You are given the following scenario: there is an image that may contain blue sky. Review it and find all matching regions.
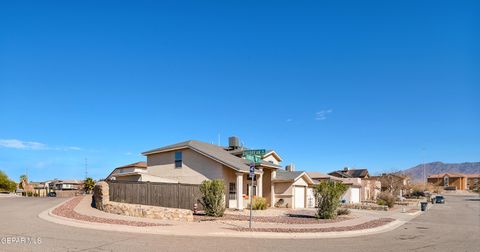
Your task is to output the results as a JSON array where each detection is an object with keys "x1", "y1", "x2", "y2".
[{"x1": 0, "y1": 1, "x2": 479, "y2": 182}]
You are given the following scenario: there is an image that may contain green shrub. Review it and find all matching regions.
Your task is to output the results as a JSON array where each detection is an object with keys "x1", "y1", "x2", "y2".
[
  {"x1": 199, "y1": 179, "x2": 225, "y2": 217},
  {"x1": 0, "y1": 170, "x2": 17, "y2": 192},
  {"x1": 377, "y1": 199, "x2": 386, "y2": 206},
  {"x1": 83, "y1": 177, "x2": 95, "y2": 194},
  {"x1": 314, "y1": 181, "x2": 348, "y2": 219},
  {"x1": 337, "y1": 208, "x2": 351, "y2": 216},
  {"x1": 377, "y1": 192, "x2": 395, "y2": 208},
  {"x1": 252, "y1": 197, "x2": 267, "y2": 210}
]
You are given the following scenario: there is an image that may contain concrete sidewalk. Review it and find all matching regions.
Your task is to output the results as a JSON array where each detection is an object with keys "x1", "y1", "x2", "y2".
[{"x1": 38, "y1": 196, "x2": 417, "y2": 239}]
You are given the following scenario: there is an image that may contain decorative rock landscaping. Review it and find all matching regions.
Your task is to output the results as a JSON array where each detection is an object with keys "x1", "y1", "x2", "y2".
[
  {"x1": 194, "y1": 213, "x2": 351, "y2": 224},
  {"x1": 229, "y1": 218, "x2": 395, "y2": 233},
  {"x1": 52, "y1": 196, "x2": 168, "y2": 227}
]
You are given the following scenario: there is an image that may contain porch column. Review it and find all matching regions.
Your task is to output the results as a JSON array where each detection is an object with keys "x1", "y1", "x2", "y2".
[
  {"x1": 236, "y1": 172, "x2": 244, "y2": 210},
  {"x1": 257, "y1": 168, "x2": 263, "y2": 197},
  {"x1": 271, "y1": 170, "x2": 276, "y2": 207}
]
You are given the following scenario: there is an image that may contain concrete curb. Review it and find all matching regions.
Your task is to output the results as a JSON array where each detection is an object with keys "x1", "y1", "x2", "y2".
[{"x1": 39, "y1": 199, "x2": 408, "y2": 239}]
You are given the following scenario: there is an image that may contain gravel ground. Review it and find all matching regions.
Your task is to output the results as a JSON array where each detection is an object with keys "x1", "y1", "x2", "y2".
[
  {"x1": 52, "y1": 196, "x2": 169, "y2": 227},
  {"x1": 194, "y1": 213, "x2": 351, "y2": 224},
  {"x1": 228, "y1": 218, "x2": 396, "y2": 233}
]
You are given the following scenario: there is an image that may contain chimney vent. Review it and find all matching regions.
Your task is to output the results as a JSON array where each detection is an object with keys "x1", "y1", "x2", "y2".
[
  {"x1": 286, "y1": 164, "x2": 295, "y2": 172},
  {"x1": 228, "y1": 136, "x2": 240, "y2": 150}
]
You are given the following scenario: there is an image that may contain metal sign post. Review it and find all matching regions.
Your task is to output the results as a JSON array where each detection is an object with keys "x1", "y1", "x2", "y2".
[
  {"x1": 249, "y1": 163, "x2": 255, "y2": 229},
  {"x1": 242, "y1": 150, "x2": 265, "y2": 229}
]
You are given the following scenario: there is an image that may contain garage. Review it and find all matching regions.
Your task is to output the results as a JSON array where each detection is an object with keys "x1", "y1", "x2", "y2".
[
  {"x1": 306, "y1": 188, "x2": 315, "y2": 208},
  {"x1": 294, "y1": 186, "x2": 305, "y2": 208}
]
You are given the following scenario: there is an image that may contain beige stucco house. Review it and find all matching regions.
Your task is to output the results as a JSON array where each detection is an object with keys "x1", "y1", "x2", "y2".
[
  {"x1": 141, "y1": 138, "x2": 291, "y2": 209},
  {"x1": 106, "y1": 137, "x2": 378, "y2": 210}
]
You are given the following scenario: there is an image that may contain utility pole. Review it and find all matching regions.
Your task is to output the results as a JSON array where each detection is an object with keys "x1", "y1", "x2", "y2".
[{"x1": 422, "y1": 148, "x2": 426, "y2": 190}]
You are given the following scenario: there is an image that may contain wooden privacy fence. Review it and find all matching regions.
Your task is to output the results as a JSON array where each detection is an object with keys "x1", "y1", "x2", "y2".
[{"x1": 108, "y1": 181, "x2": 203, "y2": 210}]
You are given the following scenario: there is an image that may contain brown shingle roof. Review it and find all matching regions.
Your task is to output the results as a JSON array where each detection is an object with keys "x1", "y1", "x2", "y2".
[
  {"x1": 142, "y1": 140, "x2": 281, "y2": 172},
  {"x1": 116, "y1": 161, "x2": 147, "y2": 169},
  {"x1": 328, "y1": 169, "x2": 369, "y2": 178}
]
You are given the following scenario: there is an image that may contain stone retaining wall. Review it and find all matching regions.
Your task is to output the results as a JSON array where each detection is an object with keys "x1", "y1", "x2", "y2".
[{"x1": 93, "y1": 181, "x2": 193, "y2": 222}]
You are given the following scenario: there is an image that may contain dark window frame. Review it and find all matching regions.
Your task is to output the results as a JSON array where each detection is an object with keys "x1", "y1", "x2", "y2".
[{"x1": 175, "y1": 151, "x2": 182, "y2": 168}]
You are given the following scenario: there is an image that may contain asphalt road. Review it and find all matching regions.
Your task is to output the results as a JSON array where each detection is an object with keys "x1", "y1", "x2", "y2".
[{"x1": 0, "y1": 195, "x2": 479, "y2": 252}]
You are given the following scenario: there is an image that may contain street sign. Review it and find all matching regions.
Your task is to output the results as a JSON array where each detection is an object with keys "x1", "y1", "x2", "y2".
[
  {"x1": 249, "y1": 163, "x2": 255, "y2": 179},
  {"x1": 243, "y1": 149, "x2": 266, "y2": 156},
  {"x1": 243, "y1": 149, "x2": 266, "y2": 164}
]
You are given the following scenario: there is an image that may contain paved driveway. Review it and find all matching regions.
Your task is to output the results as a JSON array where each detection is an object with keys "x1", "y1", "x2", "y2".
[{"x1": 0, "y1": 195, "x2": 479, "y2": 252}]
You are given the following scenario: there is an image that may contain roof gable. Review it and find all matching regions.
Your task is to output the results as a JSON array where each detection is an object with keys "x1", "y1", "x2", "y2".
[
  {"x1": 142, "y1": 140, "x2": 281, "y2": 172},
  {"x1": 263, "y1": 150, "x2": 283, "y2": 162}
]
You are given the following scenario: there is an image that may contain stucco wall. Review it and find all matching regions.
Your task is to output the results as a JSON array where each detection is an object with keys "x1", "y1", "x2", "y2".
[
  {"x1": 262, "y1": 155, "x2": 279, "y2": 165},
  {"x1": 262, "y1": 168, "x2": 272, "y2": 206},
  {"x1": 274, "y1": 182, "x2": 292, "y2": 208},
  {"x1": 115, "y1": 175, "x2": 141, "y2": 182},
  {"x1": 147, "y1": 149, "x2": 227, "y2": 184}
]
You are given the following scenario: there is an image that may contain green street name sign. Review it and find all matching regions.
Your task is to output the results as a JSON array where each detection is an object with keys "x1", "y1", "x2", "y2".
[
  {"x1": 243, "y1": 149, "x2": 266, "y2": 164},
  {"x1": 243, "y1": 149, "x2": 266, "y2": 156}
]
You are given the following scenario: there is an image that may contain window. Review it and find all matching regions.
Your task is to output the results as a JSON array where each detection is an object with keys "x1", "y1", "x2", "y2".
[
  {"x1": 229, "y1": 183, "x2": 236, "y2": 200},
  {"x1": 175, "y1": 151, "x2": 182, "y2": 168},
  {"x1": 247, "y1": 184, "x2": 257, "y2": 197}
]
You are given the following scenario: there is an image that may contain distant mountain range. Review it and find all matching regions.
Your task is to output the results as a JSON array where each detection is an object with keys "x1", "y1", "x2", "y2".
[{"x1": 402, "y1": 162, "x2": 480, "y2": 182}]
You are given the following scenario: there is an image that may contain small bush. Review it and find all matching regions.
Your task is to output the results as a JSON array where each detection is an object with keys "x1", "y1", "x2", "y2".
[
  {"x1": 252, "y1": 197, "x2": 267, "y2": 210},
  {"x1": 314, "y1": 181, "x2": 348, "y2": 219},
  {"x1": 199, "y1": 179, "x2": 225, "y2": 217},
  {"x1": 337, "y1": 208, "x2": 350, "y2": 216},
  {"x1": 377, "y1": 192, "x2": 395, "y2": 208}
]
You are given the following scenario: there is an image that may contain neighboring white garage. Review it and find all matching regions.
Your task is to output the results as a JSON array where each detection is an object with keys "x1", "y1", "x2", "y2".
[
  {"x1": 306, "y1": 188, "x2": 315, "y2": 208},
  {"x1": 341, "y1": 186, "x2": 361, "y2": 204},
  {"x1": 272, "y1": 170, "x2": 315, "y2": 209}
]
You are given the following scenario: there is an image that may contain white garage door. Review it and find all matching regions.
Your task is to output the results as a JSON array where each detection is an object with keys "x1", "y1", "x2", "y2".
[
  {"x1": 351, "y1": 188, "x2": 360, "y2": 204},
  {"x1": 294, "y1": 186, "x2": 305, "y2": 208}
]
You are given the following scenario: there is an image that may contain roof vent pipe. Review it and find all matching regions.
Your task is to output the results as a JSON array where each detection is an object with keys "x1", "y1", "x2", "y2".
[{"x1": 286, "y1": 164, "x2": 295, "y2": 172}]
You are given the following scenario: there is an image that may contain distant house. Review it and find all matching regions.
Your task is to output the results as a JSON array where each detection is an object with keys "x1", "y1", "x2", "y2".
[
  {"x1": 307, "y1": 172, "x2": 367, "y2": 204},
  {"x1": 466, "y1": 174, "x2": 480, "y2": 191},
  {"x1": 370, "y1": 173, "x2": 409, "y2": 198},
  {"x1": 328, "y1": 168, "x2": 380, "y2": 201},
  {"x1": 273, "y1": 169, "x2": 315, "y2": 208},
  {"x1": 428, "y1": 173, "x2": 480, "y2": 191},
  {"x1": 48, "y1": 179, "x2": 83, "y2": 191},
  {"x1": 105, "y1": 162, "x2": 177, "y2": 183}
]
